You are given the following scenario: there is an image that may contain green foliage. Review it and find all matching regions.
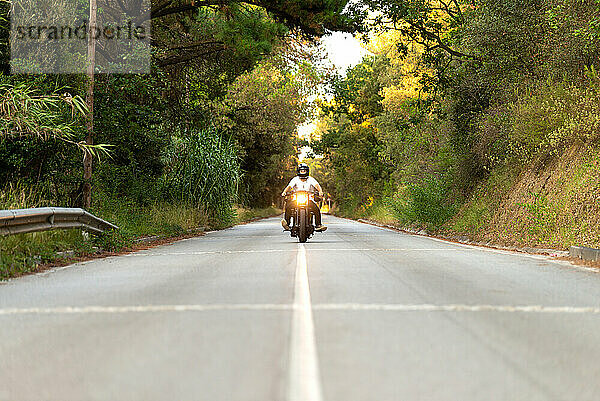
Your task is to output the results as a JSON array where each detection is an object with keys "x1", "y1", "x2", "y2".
[
  {"x1": 363, "y1": 197, "x2": 396, "y2": 224},
  {"x1": 0, "y1": 80, "x2": 110, "y2": 158},
  {"x1": 0, "y1": 0, "x2": 11, "y2": 74},
  {"x1": 0, "y1": 181, "x2": 49, "y2": 209},
  {"x1": 91, "y1": 194, "x2": 209, "y2": 237},
  {"x1": 93, "y1": 74, "x2": 167, "y2": 205},
  {"x1": 313, "y1": 58, "x2": 391, "y2": 210},
  {"x1": 0, "y1": 230, "x2": 87, "y2": 279},
  {"x1": 322, "y1": 57, "x2": 385, "y2": 123},
  {"x1": 223, "y1": 60, "x2": 316, "y2": 206},
  {"x1": 152, "y1": 0, "x2": 360, "y2": 83},
  {"x1": 448, "y1": 197, "x2": 490, "y2": 235},
  {"x1": 517, "y1": 192, "x2": 557, "y2": 241},
  {"x1": 356, "y1": 0, "x2": 471, "y2": 62},
  {"x1": 316, "y1": 120, "x2": 388, "y2": 207},
  {"x1": 208, "y1": 5, "x2": 287, "y2": 64},
  {"x1": 448, "y1": 164, "x2": 520, "y2": 235},
  {"x1": 470, "y1": 81, "x2": 600, "y2": 169},
  {"x1": 510, "y1": 83, "x2": 600, "y2": 160},
  {"x1": 391, "y1": 176, "x2": 457, "y2": 227},
  {"x1": 91, "y1": 230, "x2": 132, "y2": 253},
  {"x1": 233, "y1": 205, "x2": 281, "y2": 225}
]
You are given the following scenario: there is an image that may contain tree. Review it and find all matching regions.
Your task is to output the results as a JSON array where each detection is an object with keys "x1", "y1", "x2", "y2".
[
  {"x1": 355, "y1": 0, "x2": 475, "y2": 61},
  {"x1": 83, "y1": 0, "x2": 97, "y2": 208},
  {"x1": 312, "y1": 58, "x2": 390, "y2": 210},
  {"x1": 222, "y1": 58, "x2": 318, "y2": 205}
]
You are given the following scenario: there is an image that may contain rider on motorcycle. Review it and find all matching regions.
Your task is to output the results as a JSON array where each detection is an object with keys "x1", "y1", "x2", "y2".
[{"x1": 281, "y1": 163, "x2": 327, "y2": 232}]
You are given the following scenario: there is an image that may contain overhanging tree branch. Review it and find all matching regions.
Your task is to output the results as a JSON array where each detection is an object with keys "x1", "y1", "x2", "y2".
[
  {"x1": 386, "y1": 19, "x2": 479, "y2": 62},
  {"x1": 156, "y1": 46, "x2": 227, "y2": 67}
]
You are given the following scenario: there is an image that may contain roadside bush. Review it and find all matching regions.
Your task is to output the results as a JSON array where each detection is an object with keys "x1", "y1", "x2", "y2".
[
  {"x1": 392, "y1": 176, "x2": 457, "y2": 227},
  {"x1": 91, "y1": 229, "x2": 132, "y2": 253}
]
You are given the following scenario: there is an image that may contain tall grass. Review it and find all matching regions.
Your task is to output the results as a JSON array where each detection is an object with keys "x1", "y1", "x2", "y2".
[
  {"x1": 0, "y1": 230, "x2": 91, "y2": 279},
  {"x1": 0, "y1": 181, "x2": 49, "y2": 209},
  {"x1": 91, "y1": 193, "x2": 209, "y2": 237},
  {"x1": 161, "y1": 128, "x2": 240, "y2": 223}
]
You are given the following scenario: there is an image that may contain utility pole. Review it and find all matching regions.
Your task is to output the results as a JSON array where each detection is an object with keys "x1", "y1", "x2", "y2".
[{"x1": 83, "y1": 0, "x2": 96, "y2": 209}]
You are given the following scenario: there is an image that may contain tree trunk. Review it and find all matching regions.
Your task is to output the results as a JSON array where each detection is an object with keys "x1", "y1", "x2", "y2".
[{"x1": 83, "y1": 0, "x2": 97, "y2": 209}]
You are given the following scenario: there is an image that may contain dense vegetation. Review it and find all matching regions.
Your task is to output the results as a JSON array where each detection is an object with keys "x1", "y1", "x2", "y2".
[
  {"x1": 311, "y1": 0, "x2": 600, "y2": 249},
  {"x1": 0, "y1": 0, "x2": 356, "y2": 277}
]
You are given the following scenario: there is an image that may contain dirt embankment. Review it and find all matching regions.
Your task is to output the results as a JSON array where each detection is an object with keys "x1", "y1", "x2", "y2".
[{"x1": 447, "y1": 143, "x2": 600, "y2": 250}]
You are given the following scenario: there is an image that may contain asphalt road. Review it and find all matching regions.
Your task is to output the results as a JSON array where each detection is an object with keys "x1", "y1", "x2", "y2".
[{"x1": 2, "y1": 215, "x2": 600, "y2": 401}]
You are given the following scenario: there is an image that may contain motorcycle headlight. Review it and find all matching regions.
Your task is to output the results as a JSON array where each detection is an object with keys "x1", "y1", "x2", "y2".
[{"x1": 296, "y1": 193, "x2": 308, "y2": 205}]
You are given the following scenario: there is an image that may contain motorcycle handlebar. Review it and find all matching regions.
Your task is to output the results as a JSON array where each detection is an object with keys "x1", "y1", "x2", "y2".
[
  {"x1": 283, "y1": 190, "x2": 320, "y2": 197},
  {"x1": 282, "y1": 191, "x2": 323, "y2": 202}
]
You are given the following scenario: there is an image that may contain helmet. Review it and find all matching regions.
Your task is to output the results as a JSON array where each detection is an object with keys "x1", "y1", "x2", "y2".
[{"x1": 297, "y1": 163, "x2": 309, "y2": 178}]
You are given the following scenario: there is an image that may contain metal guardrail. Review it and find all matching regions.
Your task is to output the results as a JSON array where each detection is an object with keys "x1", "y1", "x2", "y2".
[{"x1": 0, "y1": 207, "x2": 118, "y2": 236}]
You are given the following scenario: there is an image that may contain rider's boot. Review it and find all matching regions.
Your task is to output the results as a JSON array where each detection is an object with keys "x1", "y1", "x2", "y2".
[
  {"x1": 315, "y1": 224, "x2": 327, "y2": 232},
  {"x1": 281, "y1": 219, "x2": 290, "y2": 231}
]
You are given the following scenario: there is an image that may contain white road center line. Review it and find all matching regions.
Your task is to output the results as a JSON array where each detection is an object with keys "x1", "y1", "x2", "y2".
[{"x1": 287, "y1": 244, "x2": 323, "y2": 401}]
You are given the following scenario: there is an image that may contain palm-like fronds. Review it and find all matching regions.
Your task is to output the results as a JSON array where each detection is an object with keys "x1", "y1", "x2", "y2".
[{"x1": 0, "y1": 83, "x2": 110, "y2": 157}]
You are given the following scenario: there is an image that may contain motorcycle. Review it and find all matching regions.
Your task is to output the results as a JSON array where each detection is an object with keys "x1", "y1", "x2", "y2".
[{"x1": 283, "y1": 189, "x2": 322, "y2": 243}]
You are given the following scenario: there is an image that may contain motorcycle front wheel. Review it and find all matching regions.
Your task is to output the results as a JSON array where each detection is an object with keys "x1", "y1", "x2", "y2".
[{"x1": 298, "y1": 208, "x2": 307, "y2": 243}]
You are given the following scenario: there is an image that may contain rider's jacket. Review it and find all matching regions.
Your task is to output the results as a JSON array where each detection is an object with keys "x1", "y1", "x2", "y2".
[{"x1": 287, "y1": 176, "x2": 320, "y2": 195}]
